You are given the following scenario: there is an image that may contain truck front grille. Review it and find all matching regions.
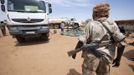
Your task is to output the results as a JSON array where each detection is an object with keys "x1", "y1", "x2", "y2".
[
  {"x1": 9, "y1": 25, "x2": 48, "y2": 31},
  {"x1": 12, "y1": 19, "x2": 44, "y2": 23}
]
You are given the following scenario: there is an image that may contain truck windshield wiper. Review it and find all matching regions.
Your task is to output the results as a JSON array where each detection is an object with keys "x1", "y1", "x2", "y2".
[
  {"x1": 28, "y1": 11, "x2": 38, "y2": 13},
  {"x1": 15, "y1": 10, "x2": 37, "y2": 13},
  {"x1": 14, "y1": 10, "x2": 45, "y2": 13},
  {"x1": 15, "y1": 10, "x2": 26, "y2": 12},
  {"x1": 28, "y1": 10, "x2": 45, "y2": 13}
]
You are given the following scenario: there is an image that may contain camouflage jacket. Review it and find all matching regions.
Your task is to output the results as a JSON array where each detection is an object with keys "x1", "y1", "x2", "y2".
[{"x1": 78, "y1": 17, "x2": 125, "y2": 63}]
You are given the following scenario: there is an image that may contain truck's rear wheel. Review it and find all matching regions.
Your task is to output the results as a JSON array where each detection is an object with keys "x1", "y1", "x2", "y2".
[{"x1": 16, "y1": 36, "x2": 25, "y2": 43}]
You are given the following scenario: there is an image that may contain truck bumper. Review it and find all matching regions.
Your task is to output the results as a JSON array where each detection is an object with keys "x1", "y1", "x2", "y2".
[{"x1": 9, "y1": 25, "x2": 49, "y2": 38}]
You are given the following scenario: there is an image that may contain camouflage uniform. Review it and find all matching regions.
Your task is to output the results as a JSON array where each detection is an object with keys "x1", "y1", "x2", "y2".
[{"x1": 79, "y1": 17, "x2": 124, "y2": 75}]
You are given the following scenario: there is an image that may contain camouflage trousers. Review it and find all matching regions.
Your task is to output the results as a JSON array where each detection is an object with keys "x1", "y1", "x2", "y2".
[{"x1": 82, "y1": 52, "x2": 110, "y2": 75}]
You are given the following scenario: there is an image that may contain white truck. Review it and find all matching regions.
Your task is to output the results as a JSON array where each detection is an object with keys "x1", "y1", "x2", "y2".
[{"x1": 0, "y1": 0, "x2": 52, "y2": 43}]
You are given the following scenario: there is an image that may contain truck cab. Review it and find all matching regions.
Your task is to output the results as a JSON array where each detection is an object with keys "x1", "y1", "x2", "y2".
[{"x1": 0, "y1": 0, "x2": 52, "y2": 43}]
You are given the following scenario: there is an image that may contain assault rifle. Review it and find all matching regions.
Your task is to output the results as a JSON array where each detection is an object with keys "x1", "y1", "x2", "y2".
[{"x1": 67, "y1": 42, "x2": 109, "y2": 57}]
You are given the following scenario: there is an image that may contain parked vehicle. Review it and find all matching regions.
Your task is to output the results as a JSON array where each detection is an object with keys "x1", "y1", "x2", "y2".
[{"x1": 0, "y1": 0, "x2": 52, "y2": 43}]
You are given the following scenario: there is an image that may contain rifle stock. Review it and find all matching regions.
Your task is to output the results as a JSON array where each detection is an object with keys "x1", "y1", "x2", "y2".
[
  {"x1": 67, "y1": 42, "x2": 109, "y2": 57},
  {"x1": 67, "y1": 48, "x2": 81, "y2": 56}
]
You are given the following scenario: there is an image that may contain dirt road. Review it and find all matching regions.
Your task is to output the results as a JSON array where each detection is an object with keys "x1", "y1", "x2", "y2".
[{"x1": 0, "y1": 32, "x2": 134, "y2": 75}]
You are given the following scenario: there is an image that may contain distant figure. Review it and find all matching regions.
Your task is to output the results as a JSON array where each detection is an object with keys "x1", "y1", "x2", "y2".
[{"x1": 60, "y1": 21, "x2": 65, "y2": 35}]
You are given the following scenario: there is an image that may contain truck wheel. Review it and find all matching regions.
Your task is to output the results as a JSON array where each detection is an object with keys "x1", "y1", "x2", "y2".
[
  {"x1": 16, "y1": 37, "x2": 25, "y2": 43},
  {"x1": 41, "y1": 33, "x2": 49, "y2": 41}
]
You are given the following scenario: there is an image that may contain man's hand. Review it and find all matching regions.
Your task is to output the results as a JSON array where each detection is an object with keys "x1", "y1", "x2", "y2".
[
  {"x1": 67, "y1": 50, "x2": 76, "y2": 56},
  {"x1": 112, "y1": 58, "x2": 120, "y2": 67},
  {"x1": 67, "y1": 50, "x2": 77, "y2": 59},
  {"x1": 112, "y1": 45, "x2": 125, "y2": 67}
]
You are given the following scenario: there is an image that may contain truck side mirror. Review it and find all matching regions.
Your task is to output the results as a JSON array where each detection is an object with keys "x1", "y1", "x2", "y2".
[
  {"x1": 48, "y1": 3, "x2": 52, "y2": 14},
  {"x1": 1, "y1": 5, "x2": 5, "y2": 12},
  {"x1": 49, "y1": 8, "x2": 52, "y2": 14},
  {"x1": 48, "y1": 3, "x2": 51, "y2": 7},
  {"x1": 1, "y1": 0, "x2": 5, "y2": 12},
  {"x1": 1, "y1": 0, "x2": 5, "y2": 4}
]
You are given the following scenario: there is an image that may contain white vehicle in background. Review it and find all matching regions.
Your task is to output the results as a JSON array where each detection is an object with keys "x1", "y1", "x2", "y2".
[
  {"x1": 49, "y1": 17, "x2": 70, "y2": 26},
  {"x1": 0, "y1": 0, "x2": 52, "y2": 43},
  {"x1": 49, "y1": 17, "x2": 80, "y2": 28}
]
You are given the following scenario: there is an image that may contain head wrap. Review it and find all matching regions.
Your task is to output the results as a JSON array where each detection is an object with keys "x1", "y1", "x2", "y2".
[{"x1": 93, "y1": 3, "x2": 110, "y2": 19}]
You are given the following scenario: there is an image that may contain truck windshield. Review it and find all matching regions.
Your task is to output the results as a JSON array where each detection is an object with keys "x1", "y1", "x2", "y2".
[{"x1": 7, "y1": 0, "x2": 46, "y2": 13}]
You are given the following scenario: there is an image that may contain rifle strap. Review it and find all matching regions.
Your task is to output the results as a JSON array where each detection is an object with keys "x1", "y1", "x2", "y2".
[{"x1": 99, "y1": 21, "x2": 114, "y2": 42}]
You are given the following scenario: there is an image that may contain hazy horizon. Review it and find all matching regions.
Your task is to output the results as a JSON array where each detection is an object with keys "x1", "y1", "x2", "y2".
[{"x1": 48, "y1": 0, "x2": 134, "y2": 21}]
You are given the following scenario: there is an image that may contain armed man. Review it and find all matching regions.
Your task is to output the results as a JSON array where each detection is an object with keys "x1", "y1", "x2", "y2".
[{"x1": 68, "y1": 3, "x2": 126, "y2": 75}]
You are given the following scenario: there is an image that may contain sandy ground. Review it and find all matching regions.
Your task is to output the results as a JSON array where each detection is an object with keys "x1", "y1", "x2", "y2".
[{"x1": 0, "y1": 30, "x2": 134, "y2": 75}]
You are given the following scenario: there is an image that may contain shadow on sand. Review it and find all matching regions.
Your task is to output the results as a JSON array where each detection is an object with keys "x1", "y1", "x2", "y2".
[
  {"x1": 128, "y1": 64, "x2": 134, "y2": 72},
  {"x1": 123, "y1": 49, "x2": 134, "y2": 72},
  {"x1": 123, "y1": 49, "x2": 134, "y2": 61},
  {"x1": 67, "y1": 69, "x2": 81, "y2": 75},
  {"x1": 15, "y1": 38, "x2": 49, "y2": 46}
]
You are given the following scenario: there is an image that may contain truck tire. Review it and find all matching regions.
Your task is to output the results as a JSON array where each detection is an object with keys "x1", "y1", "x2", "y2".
[
  {"x1": 41, "y1": 33, "x2": 49, "y2": 41},
  {"x1": 16, "y1": 36, "x2": 25, "y2": 43}
]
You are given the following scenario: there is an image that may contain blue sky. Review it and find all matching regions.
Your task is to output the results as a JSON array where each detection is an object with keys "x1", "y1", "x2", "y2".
[{"x1": 48, "y1": 0, "x2": 134, "y2": 21}]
